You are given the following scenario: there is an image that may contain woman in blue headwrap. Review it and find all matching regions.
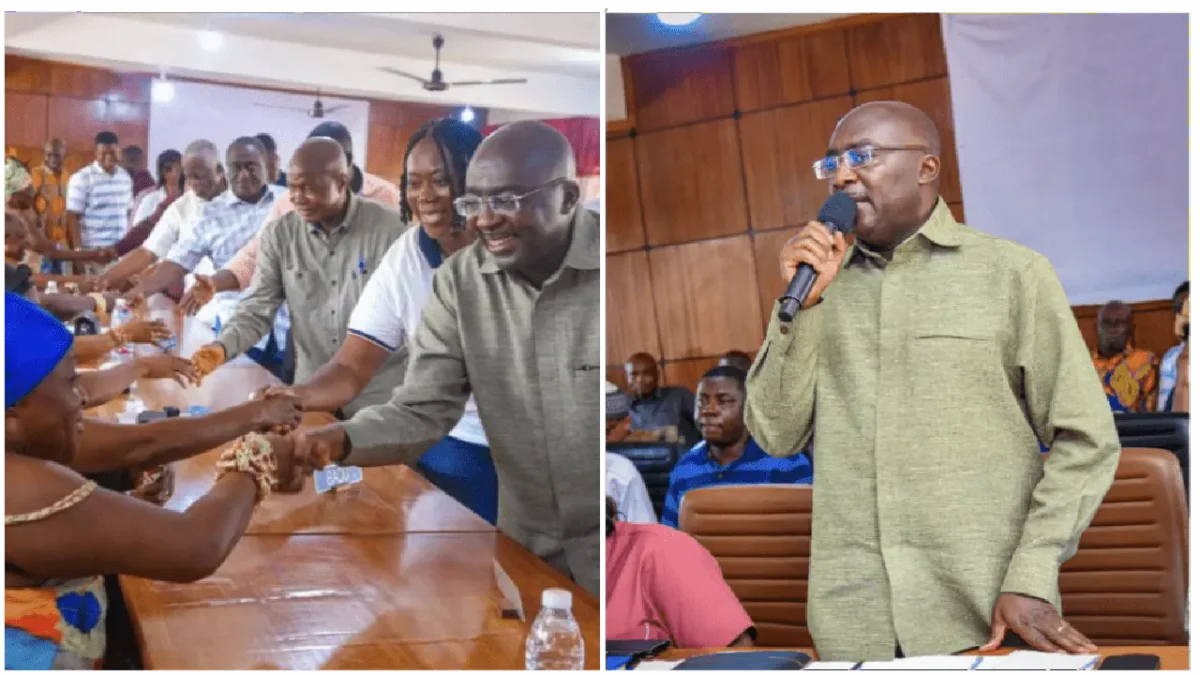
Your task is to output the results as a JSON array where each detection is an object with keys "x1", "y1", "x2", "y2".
[{"x1": 4, "y1": 292, "x2": 292, "y2": 669}]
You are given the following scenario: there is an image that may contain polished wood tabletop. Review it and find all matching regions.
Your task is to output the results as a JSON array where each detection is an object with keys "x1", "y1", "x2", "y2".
[
  {"x1": 92, "y1": 296, "x2": 599, "y2": 669},
  {"x1": 656, "y1": 645, "x2": 1190, "y2": 670}
]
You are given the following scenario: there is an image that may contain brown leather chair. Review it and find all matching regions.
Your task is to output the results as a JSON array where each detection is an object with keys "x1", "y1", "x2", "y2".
[
  {"x1": 678, "y1": 484, "x2": 813, "y2": 647},
  {"x1": 1059, "y1": 447, "x2": 1188, "y2": 645}
]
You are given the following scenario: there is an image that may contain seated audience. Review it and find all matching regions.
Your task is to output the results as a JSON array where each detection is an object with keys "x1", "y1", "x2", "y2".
[
  {"x1": 1158, "y1": 281, "x2": 1189, "y2": 411},
  {"x1": 606, "y1": 452, "x2": 656, "y2": 524},
  {"x1": 4, "y1": 292, "x2": 294, "y2": 669},
  {"x1": 606, "y1": 498, "x2": 754, "y2": 648},
  {"x1": 661, "y1": 366, "x2": 812, "y2": 528},
  {"x1": 717, "y1": 350, "x2": 753, "y2": 372},
  {"x1": 606, "y1": 381, "x2": 670, "y2": 443},
  {"x1": 1092, "y1": 300, "x2": 1158, "y2": 412},
  {"x1": 626, "y1": 352, "x2": 701, "y2": 446}
]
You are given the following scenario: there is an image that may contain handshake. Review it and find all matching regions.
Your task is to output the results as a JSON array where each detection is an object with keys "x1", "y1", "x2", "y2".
[{"x1": 248, "y1": 386, "x2": 350, "y2": 493}]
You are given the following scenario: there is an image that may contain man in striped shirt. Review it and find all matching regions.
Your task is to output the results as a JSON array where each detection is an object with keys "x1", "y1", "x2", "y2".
[
  {"x1": 660, "y1": 366, "x2": 813, "y2": 528},
  {"x1": 65, "y1": 131, "x2": 133, "y2": 267}
]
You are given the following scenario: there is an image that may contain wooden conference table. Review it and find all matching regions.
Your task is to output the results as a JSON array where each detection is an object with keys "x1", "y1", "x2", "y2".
[
  {"x1": 86, "y1": 296, "x2": 600, "y2": 669},
  {"x1": 657, "y1": 646, "x2": 1190, "y2": 670}
]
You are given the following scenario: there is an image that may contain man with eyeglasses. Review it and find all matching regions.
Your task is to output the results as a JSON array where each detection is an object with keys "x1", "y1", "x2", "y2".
[
  {"x1": 188, "y1": 137, "x2": 407, "y2": 406},
  {"x1": 745, "y1": 101, "x2": 1119, "y2": 661},
  {"x1": 278, "y1": 120, "x2": 602, "y2": 597}
]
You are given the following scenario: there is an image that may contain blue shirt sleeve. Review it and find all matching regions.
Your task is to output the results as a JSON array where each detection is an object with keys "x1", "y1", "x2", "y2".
[{"x1": 661, "y1": 468, "x2": 683, "y2": 528}]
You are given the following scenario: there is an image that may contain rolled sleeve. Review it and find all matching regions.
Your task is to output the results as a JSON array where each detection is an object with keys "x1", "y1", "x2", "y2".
[
  {"x1": 340, "y1": 267, "x2": 469, "y2": 467},
  {"x1": 1001, "y1": 255, "x2": 1121, "y2": 603}
]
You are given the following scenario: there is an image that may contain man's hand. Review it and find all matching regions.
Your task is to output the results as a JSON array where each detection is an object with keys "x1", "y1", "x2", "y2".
[
  {"x1": 267, "y1": 433, "x2": 306, "y2": 493},
  {"x1": 282, "y1": 425, "x2": 349, "y2": 488},
  {"x1": 779, "y1": 221, "x2": 850, "y2": 310},
  {"x1": 135, "y1": 354, "x2": 199, "y2": 386},
  {"x1": 191, "y1": 343, "x2": 227, "y2": 380},
  {"x1": 982, "y1": 592, "x2": 1095, "y2": 654},
  {"x1": 181, "y1": 274, "x2": 217, "y2": 316},
  {"x1": 252, "y1": 385, "x2": 308, "y2": 410},
  {"x1": 122, "y1": 318, "x2": 171, "y2": 344},
  {"x1": 245, "y1": 391, "x2": 303, "y2": 434}
]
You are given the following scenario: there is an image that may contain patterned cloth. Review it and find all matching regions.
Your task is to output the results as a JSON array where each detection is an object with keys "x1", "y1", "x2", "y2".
[
  {"x1": 6, "y1": 158, "x2": 32, "y2": 198},
  {"x1": 30, "y1": 166, "x2": 69, "y2": 251},
  {"x1": 660, "y1": 436, "x2": 813, "y2": 528},
  {"x1": 65, "y1": 162, "x2": 133, "y2": 248},
  {"x1": 5, "y1": 576, "x2": 107, "y2": 669},
  {"x1": 1157, "y1": 342, "x2": 1185, "y2": 411},
  {"x1": 1092, "y1": 346, "x2": 1159, "y2": 413},
  {"x1": 167, "y1": 186, "x2": 286, "y2": 349}
]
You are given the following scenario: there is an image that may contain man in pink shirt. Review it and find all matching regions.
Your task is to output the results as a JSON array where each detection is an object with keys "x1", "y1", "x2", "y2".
[
  {"x1": 606, "y1": 499, "x2": 755, "y2": 648},
  {"x1": 180, "y1": 121, "x2": 400, "y2": 308}
]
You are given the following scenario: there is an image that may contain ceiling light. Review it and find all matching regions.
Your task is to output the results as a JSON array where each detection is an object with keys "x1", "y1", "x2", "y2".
[
  {"x1": 151, "y1": 78, "x2": 175, "y2": 104},
  {"x1": 197, "y1": 30, "x2": 223, "y2": 52},
  {"x1": 460, "y1": 107, "x2": 476, "y2": 123},
  {"x1": 656, "y1": 13, "x2": 702, "y2": 26}
]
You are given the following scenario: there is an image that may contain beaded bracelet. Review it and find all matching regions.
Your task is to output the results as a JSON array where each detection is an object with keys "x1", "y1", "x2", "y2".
[{"x1": 214, "y1": 433, "x2": 278, "y2": 504}]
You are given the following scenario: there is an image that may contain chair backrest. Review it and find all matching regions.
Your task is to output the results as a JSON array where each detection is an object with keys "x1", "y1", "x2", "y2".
[
  {"x1": 606, "y1": 442, "x2": 686, "y2": 519},
  {"x1": 677, "y1": 484, "x2": 813, "y2": 647},
  {"x1": 1059, "y1": 447, "x2": 1188, "y2": 645},
  {"x1": 1113, "y1": 412, "x2": 1189, "y2": 497}
]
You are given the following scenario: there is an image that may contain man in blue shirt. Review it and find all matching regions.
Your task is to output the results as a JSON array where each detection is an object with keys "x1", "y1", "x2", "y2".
[{"x1": 661, "y1": 365, "x2": 813, "y2": 528}]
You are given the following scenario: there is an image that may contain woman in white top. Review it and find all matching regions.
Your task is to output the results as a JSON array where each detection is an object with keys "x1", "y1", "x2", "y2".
[
  {"x1": 129, "y1": 150, "x2": 184, "y2": 228},
  {"x1": 265, "y1": 119, "x2": 497, "y2": 523}
]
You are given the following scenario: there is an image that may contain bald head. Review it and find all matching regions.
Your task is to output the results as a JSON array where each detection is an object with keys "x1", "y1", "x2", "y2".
[
  {"x1": 1097, "y1": 300, "x2": 1134, "y2": 356},
  {"x1": 179, "y1": 139, "x2": 224, "y2": 201},
  {"x1": 287, "y1": 137, "x2": 350, "y2": 226},
  {"x1": 464, "y1": 120, "x2": 581, "y2": 284},
  {"x1": 625, "y1": 352, "x2": 660, "y2": 399},
  {"x1": 837, "y1": 101, "x2": 941, "y2": 156}
]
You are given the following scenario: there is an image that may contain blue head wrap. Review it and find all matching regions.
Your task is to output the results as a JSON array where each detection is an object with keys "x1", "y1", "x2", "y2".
[{"x1": 5, "y1": 291, "x2": 73, "y2": 408}]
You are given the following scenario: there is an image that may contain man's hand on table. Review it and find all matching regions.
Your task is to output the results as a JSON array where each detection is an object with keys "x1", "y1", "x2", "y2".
[
  {"x1": 180, "y1": 273, "x2": 216, "y2": 316},
  {"x1": 983, "y1": 592, "x2": 1096, "y2": 654},
  {"x1": 275, "y1": 425, "x2": 349, "y2": 492},
  {"x1": 191, "y1": 343, "x2": 227, "y2": 381},
  {"x1": 135, "y1": 354, "x2": 199, "y2": 386},
  {"x1": 122, "y1": 318, "x2": 171, "y2": 344}
]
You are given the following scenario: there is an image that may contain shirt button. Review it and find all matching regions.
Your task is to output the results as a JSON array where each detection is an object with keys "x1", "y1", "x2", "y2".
[
  {"x1": 780, "y1": 326, "x2": 790, "y2": 335},
  {"x1": 331, "y1": 280, "x2": 337, "y2": 286}
]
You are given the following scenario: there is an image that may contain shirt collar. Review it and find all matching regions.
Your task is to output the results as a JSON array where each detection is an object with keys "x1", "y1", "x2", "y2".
[
  {"x1": 417, "y1": 226, "x2": 444, "y2": 269},
  {"x1": 214, "y1": 185, "x2": 276, "y2": 208},
  {"x1": 848, "y1": 197, "x2": 962, "y2": 266},
  {"x1": 479, "y1": 205, "x2": 601, "y2": 275},
  {"x1": 1093, "y1": 344, "x2": 1133, "y2": 362},
  {"x1": 703, "y1": 436, "x2": 763, "y2": 468},
  {"x1": 308, "y1": 193, "x2": 360, "y2": 235}
]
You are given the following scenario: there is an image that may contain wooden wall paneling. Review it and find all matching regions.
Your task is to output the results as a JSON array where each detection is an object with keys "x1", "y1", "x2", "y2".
[
  {"x1": 5, "y1": 55, "x2": 53, "y2": 94},
  {"x1": 105, "y1": 101, "x2": 150, "y2": 149},
  {"x1": 607, "y1": 366, "x2": 629, "y2": 392},
  {"x1": 733, "y1": 28, "x2": 852, "y2": 112},
  {"x1": 845, "y1": 14, "x2": 947, "y2": 91},
  {"x1": 365, "y1": 123, "x2": 406, "y2": 186},
  {"x1": 627, "y1": 45, "x2": 736, "y2": 131},
  {"x1": 648, "y1": 235, "x2": 765, "y2": 360},
  {"x1": 855, "y1": 77, "x2": 962, "y2": 203},
  {"x1": 751, "y1": 228, "x2": 799, "y2": 327},
  {"x1": 663, "y1": 357, "x2": 722, "y2": 392},
  {"x1": 46, "y1": 97, "x2": 109, "y2": 149},
  {"x1": 48, "y1": 60, "x2": 150, "y2": 103},
  {"x1": 635, "y1": 119, "x2": 749, "y2": 246},
  {"x1": 606, "y1": 251, "x2": 664, "y2": 365},
  {"x1": 739, "y1": 96, "x2": 853, "y2": 232},
  {"x1": 1073, "y1": 299, "x2": 1178, "y2": 360},
  {"x1": 605, "y1": 136, "x2": 646, "y2": 253},
  {"x1": 5, "y1": 92, "x2": 48, "y2": 148}
]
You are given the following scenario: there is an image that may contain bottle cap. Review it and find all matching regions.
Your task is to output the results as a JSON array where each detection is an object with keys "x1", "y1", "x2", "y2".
[{"x1": 542, "y1": 588, "x2": 572, "y2": 611}]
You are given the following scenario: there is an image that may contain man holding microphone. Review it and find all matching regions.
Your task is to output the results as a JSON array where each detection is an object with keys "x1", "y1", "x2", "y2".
[{"x1": 746, "y1": 101, "x2": 1119, "y2": 661}]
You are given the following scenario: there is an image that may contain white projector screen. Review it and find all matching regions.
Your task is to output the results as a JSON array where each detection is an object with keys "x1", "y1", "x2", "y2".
[
  {"x1": 942, "y1": 14, "x2": 1188, "y2": 305},
  {"x1": 148, "y1": 81, "x2": 370, "y2": 181}
]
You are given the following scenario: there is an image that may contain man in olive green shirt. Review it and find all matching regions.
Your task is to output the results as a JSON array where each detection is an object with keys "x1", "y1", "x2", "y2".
[
  {"x1": 281, "y1": 121, "x2": 602, "y2": 596},
  {"x1": 747, "y1": 102, "x2": 1118, "y2": 660}
]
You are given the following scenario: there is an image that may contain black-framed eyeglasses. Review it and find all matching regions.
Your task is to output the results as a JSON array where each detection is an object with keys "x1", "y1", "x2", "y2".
[
  {"x1": 812, "y1": 144, "x2": 929, "y2": 180},
  {"x1": 453, "y1": 177, "x2": 571, "y2": 218}
]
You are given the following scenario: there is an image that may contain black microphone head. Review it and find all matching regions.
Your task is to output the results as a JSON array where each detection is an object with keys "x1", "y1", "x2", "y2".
[{"x1": 818, "y1": 192, "x2": 858, "y2": 235}]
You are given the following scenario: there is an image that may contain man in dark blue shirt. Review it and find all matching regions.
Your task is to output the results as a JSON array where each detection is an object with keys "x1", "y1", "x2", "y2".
[
  {"x1": 661, "y1": 366, "x2": 813, "y2": 528},
  {"x1": 626, "y1": 352, "x2": 701, "y2": 446}
]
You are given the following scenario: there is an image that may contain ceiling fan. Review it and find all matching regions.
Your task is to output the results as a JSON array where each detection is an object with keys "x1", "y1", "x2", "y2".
[
  {"x1": 378, "y1": 34, "x2": 528, "y2": 92},
  {"x1": 252, "y1": 93, "x2": 348, "y2": 119}
]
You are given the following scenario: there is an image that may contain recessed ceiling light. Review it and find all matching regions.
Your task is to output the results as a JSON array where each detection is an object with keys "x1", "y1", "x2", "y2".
[
  {"x1": 197, "y1": 30, "x2": 223, "y2": 52},
  {"x1": 460, "y1": 107, "x2": 476, "y2": 123},
  {"x1": 656, "y1": 13, "x2": 702, "y2": 26}
]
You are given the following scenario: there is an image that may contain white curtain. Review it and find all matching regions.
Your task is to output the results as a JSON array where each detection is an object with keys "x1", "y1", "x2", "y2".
[{"x1": 941, "y1": 14, "x2": 1188, "y2": 304}]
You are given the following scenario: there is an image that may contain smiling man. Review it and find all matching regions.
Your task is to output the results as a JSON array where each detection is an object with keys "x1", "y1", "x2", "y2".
[
  {"x1": 660, "y1": 366, "x2": 811, "y2": 529},
  {"x1": 745, "y1": 101, "x2": 1119, "y2": 660},
  {"x1": 280, "y1": 120, "x2": 603, "y2": 596}
]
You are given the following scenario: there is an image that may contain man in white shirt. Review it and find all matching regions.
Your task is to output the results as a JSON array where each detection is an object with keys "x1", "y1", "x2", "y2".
[
  {"x1": 98, "y1": 140, "x2": 226, "y2": 292},
  {"x1": 64, "y1": 131, "x2": 133, "y2": 273}
]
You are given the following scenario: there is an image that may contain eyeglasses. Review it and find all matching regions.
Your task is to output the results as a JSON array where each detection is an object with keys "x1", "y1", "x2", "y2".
[
  {"x1": 812, "y1": 144, "x2": 929, "y2": 180},
  {"x1": 453, "y1": 177, "x2": 570, "y2": 218}
]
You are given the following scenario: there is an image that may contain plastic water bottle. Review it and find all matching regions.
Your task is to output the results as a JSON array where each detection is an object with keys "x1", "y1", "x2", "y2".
[
  {"x1": 111, "y1": 298, "x2": 133, "y2": 360},
  {"x1": 45, "y1": 280, "x2": 59, "y2": 295},
  {"x1": 524, "y1": 589, "x2": 584, "y2": 670}
]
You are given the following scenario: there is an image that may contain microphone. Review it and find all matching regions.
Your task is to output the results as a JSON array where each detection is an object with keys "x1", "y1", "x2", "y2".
[{"x1": 777, "y1": 192, "x2": 858, "y2": 323}]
